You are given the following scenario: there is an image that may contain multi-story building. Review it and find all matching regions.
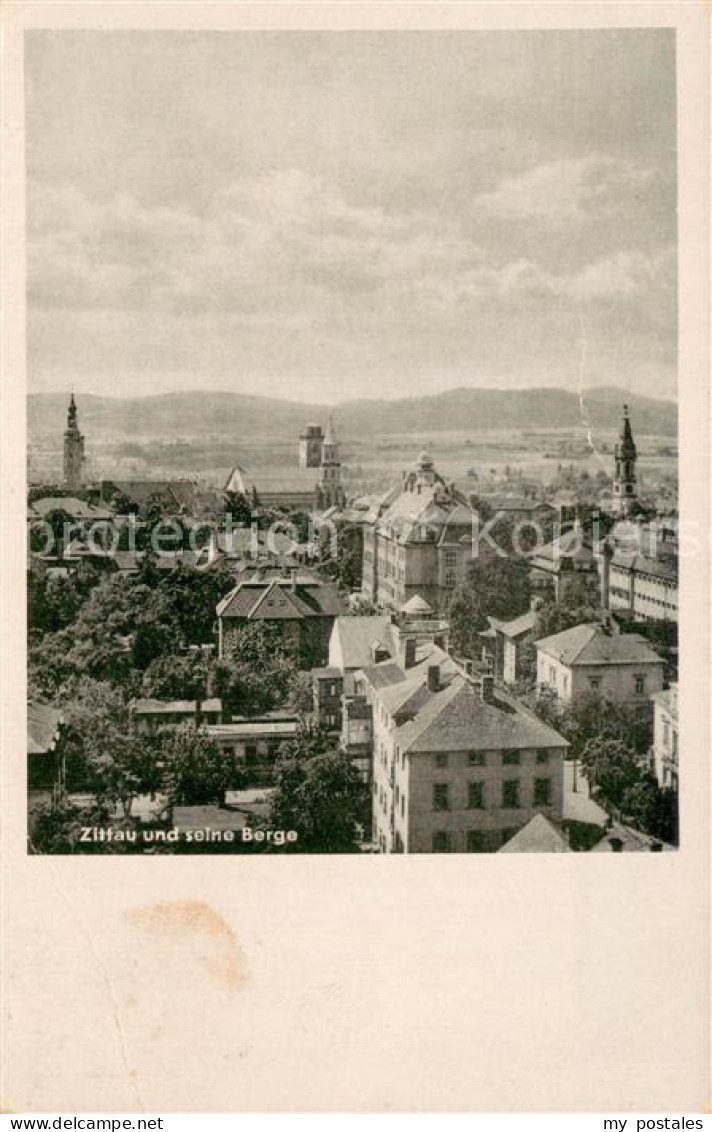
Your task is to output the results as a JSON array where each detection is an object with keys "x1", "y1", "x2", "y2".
[
  {"x1": 311, "y1": 667, "x2": 344, "y2": 734},
  {"x1": 535, "y1": 623, "x2": 664, "y2": 711},
  {"x1": 361, "y1": 452, "x2": 479, "y2": 614},
  {"x1": 357, "y1": 641, "x2": 567, "y2": 853},
  {"x1": 216, "y1": 567, "x2": 344, "y2": 666},
  {"x1": 481, "y1": 609, "x2": 537, "y2": 686},
  {"x1": 651, "y1": 683, "x2": 678, "y2": 792},
  {"x1": 602, "y1": 549, "x2": 678, "y2": 624},
  {"x1": 299, "y1": 423, "x2": 324, "y2": 469},
  {"x1": 528, "y1": 526, "x2": 600, "y2": 604}
]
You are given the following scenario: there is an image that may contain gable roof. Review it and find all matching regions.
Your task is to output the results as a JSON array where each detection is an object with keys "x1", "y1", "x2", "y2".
[
  {"x1": 536, "y1": 624, "x2": 664, "y2": 667},
  {"x1": 217, "y1": 577, "x2": 344, "y2": 622},
  {"x1": 488, "y1": 610, "x2": 537, "y2": 638},
  {"x1": 498, "y1": 814, "x2": 570, "y2": 853}
]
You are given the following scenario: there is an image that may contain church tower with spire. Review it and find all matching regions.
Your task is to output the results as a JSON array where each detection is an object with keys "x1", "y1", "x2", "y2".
[
  {"x1": 612, "y1": 404, "x2": 637, "y2": 515},
  {"x1": 317, "y1": 416, "x2": 344, "y2": 509},
  {"x1": 63, "y1": 392, "x2": 85, "y2": 490}
]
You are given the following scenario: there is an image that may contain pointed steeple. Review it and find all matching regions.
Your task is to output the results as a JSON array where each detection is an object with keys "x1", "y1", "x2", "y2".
[
  {"x1": 612, "y1": 403, "x2": 638, "y2": 515},
  {"x1": 63, "y1": 391, "x2": 85, "y2": 489},
  {"x1": 67, "y1": 391, "x2": 78, "y2": 429},
  {"x1": 618, "y1": 403, "x2": 636, "y2": 459}
]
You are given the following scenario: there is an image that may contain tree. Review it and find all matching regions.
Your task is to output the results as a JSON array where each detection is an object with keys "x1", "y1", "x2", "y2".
[
  {"x1": 270, "y1": 726, "x2": 366, "y2": 852},
  {"x1": 225, "y1": 491, "x2": 252, "y2": 527},
  {"x1": 157, "y1": 723, "x2": 243, "y2": 807},
  {"x1": 215, "y1": 622, "x2": 297, "y2": 717},
  {"x1": 580, "y1": 737, "x2": 641, "y2": 810},
  {"x1": 61, "y1": 677, "x2": 160, "y2": 813},
  {"x1": 142, "y1": 651, "x2": 214, "y2": 704},
  {"x1": 622, "y1": 774, "x2": 678, "y2": 843},
  {"x1": 534, "y1": 600, "x2": 600, "y2": 640},
  {"x1": 449, "y1": 557, "x2": 531, "y2": 659},
  {"x1": 28, "y1": 799, "x2": 131, "y2": 855}
]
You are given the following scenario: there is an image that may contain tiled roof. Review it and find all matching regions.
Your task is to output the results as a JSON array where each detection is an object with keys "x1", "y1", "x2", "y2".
[
  {"x1": 397, "y1": 676, "x2": 568, "y2": 754},
  {"x1": 498, "y1": 814, "x2": 570, "y2": 853},
  {"x1": 217, "y1": 578, "x2": 343, "y2": 621},
  {"x1": 536, "y1": 624, "x2": 664, "y2": 667},
  {"x1": 489, "y1": 610, "x2": 537, "y2": 638},
  {"x1": 28, "y1": 702, "x2": 62, "y2": 754},
  {"x1": 330, "y1": 615, "x2": 398, "y2": 670},
  {"x1": 610, "y1": 551, "x2": 678, "y2": 583}
]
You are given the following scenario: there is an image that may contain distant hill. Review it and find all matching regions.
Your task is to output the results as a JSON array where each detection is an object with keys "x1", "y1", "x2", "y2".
[{"x1": 27, "y1": 385, "x2": 677, "y2": 440}]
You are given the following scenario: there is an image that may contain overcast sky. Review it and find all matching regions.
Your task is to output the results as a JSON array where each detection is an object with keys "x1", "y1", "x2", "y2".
[{"x1": 26, "y1": 29, "x2": 677, "y2": 403}]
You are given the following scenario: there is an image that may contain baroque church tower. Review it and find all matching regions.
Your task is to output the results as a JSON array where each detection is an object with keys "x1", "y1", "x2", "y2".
[
  {"x1": 612, "y1": 404, "x2": 637, "y2": 516},
  {"x1": 63, "y1": 392, "x2": 85, "y2": 491},
  {"x1": 316, "y1": 417, "x2": 344, "y2": 509}
]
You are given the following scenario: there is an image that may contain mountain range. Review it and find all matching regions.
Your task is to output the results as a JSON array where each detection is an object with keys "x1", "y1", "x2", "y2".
[{"x1": 27, "y1": 385, "x2": 677, "y2": 440}]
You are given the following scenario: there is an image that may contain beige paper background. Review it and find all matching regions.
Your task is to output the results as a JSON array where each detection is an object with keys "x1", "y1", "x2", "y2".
[{"x1": 2, "y1": 1, "x2": 709, "y2": 1114}]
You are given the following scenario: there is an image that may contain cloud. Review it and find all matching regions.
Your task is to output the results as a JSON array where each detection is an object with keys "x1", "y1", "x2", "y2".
[
  {"x1": 27, "y1": 168, "x2": 676, "y2": 401},
  {"x1": 476, "y1": 154, "x2": 655, "y2": 225}
]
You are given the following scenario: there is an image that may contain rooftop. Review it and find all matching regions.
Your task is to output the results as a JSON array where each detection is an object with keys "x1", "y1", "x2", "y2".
[
  {"x1": 131, "y1": 698, "x2": 222, "y2": 716},
  {"x1": 498, "y1": 814, "x2": 570, "y2": 853},
  {"x1": 488, "y1": 610, "x2": 537, "y2": 638},
  {"x1": 536, "y1": 623, "x2": 664, "y2": 667},
  {"x1": 395, "y1": 675, "x2": 568, "y2": 754},
  {"x1": 330, "y1": 615, "x2": 398, "y2": 670}
]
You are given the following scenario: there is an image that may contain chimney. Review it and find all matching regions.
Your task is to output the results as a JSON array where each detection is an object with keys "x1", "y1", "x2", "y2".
[
  {"x1": 404, "y1": 637, "x2": 417, "y2": 670},
  {"x1": 478, "y1": 674, "x2": 494, "y2": 703},
  {"x1": 427, "y1": 665, "x2": 440, "y2": 693}
]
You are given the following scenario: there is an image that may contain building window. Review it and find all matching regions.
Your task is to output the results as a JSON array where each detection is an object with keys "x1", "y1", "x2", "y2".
[
  {"x1": 466, "y1": 830, "x2": 485, "y2": 853},
  {"x1": 444, "y1": 550, "x2": 457, "y2": 569},
  {"x1": 502, "y1": 780, "x2": 520, "y2": 808},
  {"x1": 434, "y1": 753, "x2": 449, "y2": 768},
  {"x1": 468, "y1": 781, "x2": 485, "y2": 809},
  {"x1": 536, "y1": 751, "x2": 549, "y2": 765},
  {"x1": 468, "y1": 751, "x2": 486, "y2": 767},
  {"x1": 502, "y1": 749, "x2": 520, "y2": 766},
  {"x1": 634, "y1": 675, "x2": 646, "y2": 696},
  {"x1": 589, "y1": 676, "x2": 601, "y2": 692},
  {"x1": 432, "y1": 832, "x2": 451, "y2": 853},
  {"x1": 663, "y1": 721, "x2": 670, "y2": 747},
  {"x1": 534, "y1": 777, "x2": 551, "y2": 805},
  {"x1": 445, "y1": 571, "x2": 457, "y2": 588},
  {"x1": 433, "y1": 784, "x2": 449, "y2": 812}
]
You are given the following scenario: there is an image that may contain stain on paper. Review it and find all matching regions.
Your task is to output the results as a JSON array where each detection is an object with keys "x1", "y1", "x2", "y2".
[{"x1": 126, "y1": 900, "x2": 249, "y2": 990}]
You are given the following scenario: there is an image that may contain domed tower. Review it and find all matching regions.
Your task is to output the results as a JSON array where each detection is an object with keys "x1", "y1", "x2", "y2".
[
  {"x1": 318, "y1": 416, "x2": 344, "y2": 508},
  {"x1": 612, "y1": 404, "x2": 637, "y2": 516},
  {"x1": 63, "y1": 392, "x2": 85, "y2": 490},
  {"x1": 416, "y1": 451, "x2": 436, "y2": 489}
]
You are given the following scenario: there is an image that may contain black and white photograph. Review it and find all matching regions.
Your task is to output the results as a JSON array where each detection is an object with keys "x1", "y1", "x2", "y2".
[{"x1": 25, "y1": 27, "x2": 680, "y2": 856}]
